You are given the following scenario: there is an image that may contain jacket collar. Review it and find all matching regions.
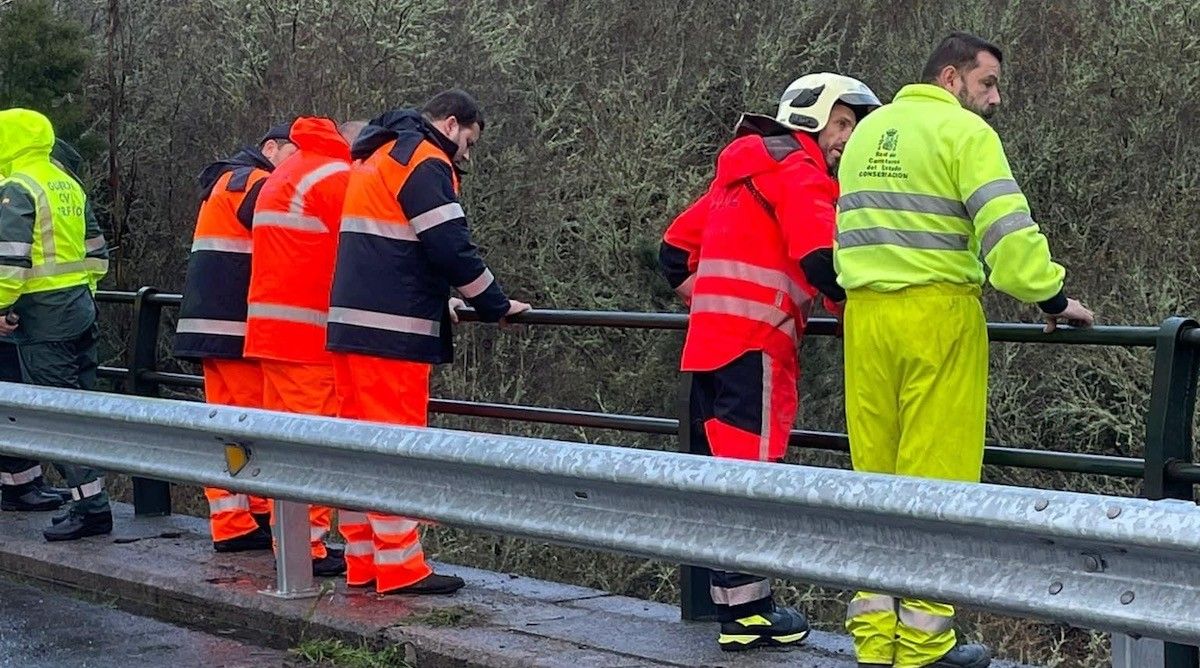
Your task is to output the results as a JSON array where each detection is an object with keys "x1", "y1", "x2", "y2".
[{"x1": 895, "y1": 83, "x2": 961, "y2": 106}]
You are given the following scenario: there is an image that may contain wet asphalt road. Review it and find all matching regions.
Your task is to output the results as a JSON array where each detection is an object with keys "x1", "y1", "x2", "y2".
[{"x1": 0, "y1": 576, "x2": 287, "y2": 667}]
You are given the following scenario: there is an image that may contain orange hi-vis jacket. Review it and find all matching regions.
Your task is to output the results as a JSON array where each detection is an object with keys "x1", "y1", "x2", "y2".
[
  {"x1": 660, "y1": 115, "x2": 844, "y2": 372},
  {"x1": 174, "y1": 147, "x2": 274, "y2": 360},
  {"x1": 245, "y1": 118, "x2": 351, "y2": 364}
]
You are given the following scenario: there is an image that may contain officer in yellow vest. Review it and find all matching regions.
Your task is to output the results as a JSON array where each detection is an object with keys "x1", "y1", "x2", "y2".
[
  {"x1": 0, "y1": 137, "x2": 92, "y2": 514},
  {"x1": 833, "y1": 32, "x2": 1094, "y2": 668},
  {"x1": 0, "y1": 108, "x2": 111, "y2": 541}
]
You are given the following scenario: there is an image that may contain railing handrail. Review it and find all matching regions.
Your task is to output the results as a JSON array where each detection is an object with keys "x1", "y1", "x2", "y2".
[{"x1": 95, "y1": 289, "x2": 1162, "y2": 346}]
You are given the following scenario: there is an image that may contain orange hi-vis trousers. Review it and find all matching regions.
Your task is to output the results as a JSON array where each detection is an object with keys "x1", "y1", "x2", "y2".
[
  {"x1": 333, "y1": 352, "x2": 434, "y2": 593},
  {"x1": 202, "y1": 359, "x2": 271, "y2": 542},
  {"x1": 260, "y1": 360, "x2": 337, "y2": 560}
]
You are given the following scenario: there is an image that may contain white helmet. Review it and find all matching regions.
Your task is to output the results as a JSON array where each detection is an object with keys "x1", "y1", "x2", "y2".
[{"x1": 775, "y1": 72, "x2": 882, "y2": 133}]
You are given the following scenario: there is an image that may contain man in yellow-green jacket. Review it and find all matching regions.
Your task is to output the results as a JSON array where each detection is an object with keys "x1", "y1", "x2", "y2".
[
  {"x1": 833, "y1": 32, "x2": 1094, "y2": 668},
  {"x1": 0, "y1": 108, "x2": 111, "y2": 541}
]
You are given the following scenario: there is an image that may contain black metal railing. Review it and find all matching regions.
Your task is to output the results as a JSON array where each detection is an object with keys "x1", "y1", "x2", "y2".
[{"x1": 95, "y1": 287, "x2": 1199, "y2": 666}]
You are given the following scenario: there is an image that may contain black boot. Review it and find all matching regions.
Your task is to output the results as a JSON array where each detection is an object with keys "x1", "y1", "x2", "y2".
[
  {"x1": 43, "y1": 511, "x2": 113, "y2": 541},
  {"x1": 312, "y1": 550, "x2": 346, "y2": 576},
  {"x1": 924, "y1": 643, "x2": 992, "y2": 668},
  {"x1": 379, "y1": 573, "x2": 465, "y2": 596},
  {"x1": 718, "y1": 606, "x2": 810, "y2": 652},
  {"x1": 1, "y1": 485, "x2": 65, "y2": 512},
  {"x1": 50, "y1": 509, "x2": 70, "y2": 525},
  {"x1": 253, "y1": 512, "x2": 271, "y2": 534},
  {"x1": 213, "y1": 527, "x2": 272, "y2": 553}
]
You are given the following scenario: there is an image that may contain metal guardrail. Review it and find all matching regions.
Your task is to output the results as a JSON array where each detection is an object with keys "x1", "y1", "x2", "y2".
[
  {"x1": 2, "y1": 383, "x2": 1200, "y2": 645},
  {"x1": 88, "y1": 288, "x2": 1200, "y2": 667}
]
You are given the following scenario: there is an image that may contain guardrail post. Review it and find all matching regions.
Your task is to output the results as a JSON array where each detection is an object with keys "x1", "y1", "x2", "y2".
[
  {"x1": 1121, "y1": 316, "x2": 1200, "y2": 668},
  {"x1": 260, "y1": 500, "x2": 318, "y2": 599},
  {"x1": 676, "y1": 372, "x2": 718, "y2": 621},
  {"x1": 127, "y1": 286, "x2": 172, "y2": 517}
]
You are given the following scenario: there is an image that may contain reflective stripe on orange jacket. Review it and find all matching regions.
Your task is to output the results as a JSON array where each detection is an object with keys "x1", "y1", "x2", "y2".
[
  {"x1": 327, "y1": 110, "x2": 510, "y2": 364},
  {"x1": 245, "y1": 118, "x2": 351, "y2": 364}
]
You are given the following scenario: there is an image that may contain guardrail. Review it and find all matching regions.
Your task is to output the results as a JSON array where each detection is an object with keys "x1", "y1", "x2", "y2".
[
  {"x1": 2, "y1": 383, "x2": 1199, "y2": 649},
  {"x1": 88, "y1": 287, "x2": 1200, "y2": 667}
]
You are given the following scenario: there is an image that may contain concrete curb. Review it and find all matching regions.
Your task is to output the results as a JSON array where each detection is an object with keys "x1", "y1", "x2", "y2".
[{"x1": 0, "y1": 503, "x2": 1026, "y2": 667}]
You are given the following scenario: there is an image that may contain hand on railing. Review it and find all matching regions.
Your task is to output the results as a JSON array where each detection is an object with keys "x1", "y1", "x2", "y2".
[
  {"x1": 1043, "y1": 297, "x2": 1095, "y2": 334},
  {"x1": 501, "y1": 300, "x2": 533, "y2": 328},
  {"x1": 448, "y1": 297, "x2": 467, "y2": 324}
]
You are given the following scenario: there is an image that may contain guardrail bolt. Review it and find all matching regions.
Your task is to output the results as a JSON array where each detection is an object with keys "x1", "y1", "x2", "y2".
[
  {"x1": 1034, "y1": 499, "x2": 1049, "y2": 511},
  {"x1": 208, "y1": 410, "x2": 218, "y2": 418},
  {"x1": 1049, "y1": 582, "x2": 1063, "y2": 595},
  {"x1": 1120, "y1": 590, "x2": 1135, "y2": 605},
  {"x1": 238, "y1": 414, "x2": 248, "y2": 422},
  {"x1": 1106, "y1": 506, "x2": 1122, "y2": 519},
  {"x1": 1083, "y1": 555, "x2": 1103, "y2": 572}
]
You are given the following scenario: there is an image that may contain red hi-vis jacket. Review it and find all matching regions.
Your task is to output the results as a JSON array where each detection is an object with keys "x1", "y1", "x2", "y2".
[
  {"x1": 660, "y1": 116, "x2": 844, "y2": 372},
  {"x1": 173, "y1": 147, "x2": 274, "y2": 361},
  {"x1": 244, "y1": 117, "x2": 351, "y2": 364}
]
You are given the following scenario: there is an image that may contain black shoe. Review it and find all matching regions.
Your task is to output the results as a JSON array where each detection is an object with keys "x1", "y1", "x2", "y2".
[
  {"x1": 312, "y1": 550, "x2": 346, "y2": 576},
  {"x1": 925, "y1": 643, "x2": 992, "y2": 668},
  {"x1": 253, "y1": 512, "x2": 271, "y2": 534},
  {"x1": 213, "y1": 527, "x2": 272, "y2": 553},
  {"x1": 50, "y1": 510, "x2": 70, "y2": 525},
  {"x1": 718, "y1": 606, "x2": 810, "y2": 652},
  {"x1": 380, "y1": 573, "x2": 465, "y2": 596},
  {"x1": 1, "y1": 487, "x2": 65, "y2": 512},
  {"x1": 43, "y1": 511, "x2": 113, "y2": 542}
]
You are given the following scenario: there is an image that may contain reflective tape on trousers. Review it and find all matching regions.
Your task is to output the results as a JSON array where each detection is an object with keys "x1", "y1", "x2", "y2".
[
  {"x1": 898, "y1": 605, "x2": 955, "y2": 634},
  {"x1": 709, "y1": 578, "x2": 772, "y2": 605},
  {"x1": 0, "y1": 464, "x2": 42, "y2": 486},
  {"x1": 208, "y1": 494, "x2": 250, "y2": 514},
  {"x1": 846, "y1": 594, "x2": 897, "y2": 619}
]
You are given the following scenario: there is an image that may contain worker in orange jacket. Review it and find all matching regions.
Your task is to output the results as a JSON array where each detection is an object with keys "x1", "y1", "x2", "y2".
[
  {"x1": 325, "y1": 90, "x2": 530, "y2": 595},
  {"x1": 174, "y1": 123, "x2": 296, "y2": 552},
  {"x1": 659, "y1": 73, "x2": 881, "y2": 652},
  {"x1": 245, "y1": 116, "x2": 364, "y2": 576}
]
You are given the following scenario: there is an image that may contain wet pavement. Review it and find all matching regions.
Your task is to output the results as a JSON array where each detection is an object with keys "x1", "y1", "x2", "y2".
[{"x1": 0, "y1": 575, "x2": 287, "y2": 668}]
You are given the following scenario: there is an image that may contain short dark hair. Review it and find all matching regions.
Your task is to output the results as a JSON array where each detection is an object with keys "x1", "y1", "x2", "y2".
[
  {"x1": 421, "y1": 89, "x2": 485, "y2": 132},
  {"x1": 920, "y1": 32, "x2": 1004, "y2": 83}
]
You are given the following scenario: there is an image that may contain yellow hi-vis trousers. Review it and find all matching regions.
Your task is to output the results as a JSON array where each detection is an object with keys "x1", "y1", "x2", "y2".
[{"x1": 842, "y1": 284, "x2": 988, "y2": 668}]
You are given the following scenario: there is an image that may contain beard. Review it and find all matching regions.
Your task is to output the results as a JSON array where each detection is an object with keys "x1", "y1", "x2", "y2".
[{"x1": 956, "y1": 87, "x2": 997, "y2": 120}]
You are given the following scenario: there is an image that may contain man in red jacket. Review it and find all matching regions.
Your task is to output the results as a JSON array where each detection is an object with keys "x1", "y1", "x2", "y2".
[{"x1": 659, "y1": 72, "x2": 881, "y2": 652}]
